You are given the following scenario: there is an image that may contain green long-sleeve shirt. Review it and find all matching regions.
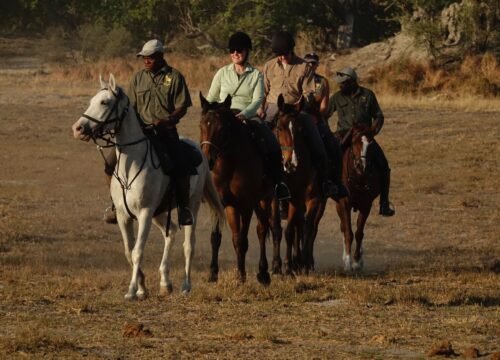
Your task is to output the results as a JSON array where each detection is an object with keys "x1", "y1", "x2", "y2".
[
  {"x1": 206, "y1": 63, "x2": 264, "y2": 119},
  {"x1": 327, "y1": 86, "x2": 384, "y2": 134},
  {"x1": 127, "y1": 63, "x2": 192, "y2": 125}
]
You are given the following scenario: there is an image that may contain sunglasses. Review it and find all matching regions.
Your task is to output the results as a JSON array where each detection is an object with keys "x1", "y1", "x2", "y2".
[{"x1": 229, "y1": 48, "x2": 245, "y2": 54}]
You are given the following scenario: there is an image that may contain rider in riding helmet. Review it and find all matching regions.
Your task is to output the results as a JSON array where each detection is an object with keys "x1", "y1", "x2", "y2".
[
  {"x1": 328, "y1": 67, "x2": 395, "y2": 216},
  {"x1": 103, "y1": 39, "x2": 195, "y2": 225},
  {"x1": 259, "y1": 30, "x2": 346, "y2": 201},
  {"x1": 206, "y1": 31, "x2": 291, "y2": 201}
]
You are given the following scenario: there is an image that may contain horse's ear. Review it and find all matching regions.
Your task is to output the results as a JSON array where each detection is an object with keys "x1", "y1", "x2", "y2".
[
  {"x1": 109, "y1": 74, "x2": 117, "y2": 93},
  {"x1": 199, "y1": 92, "x2": 209, "y2": 109},
  {"x1": 223, "y1": 94, "x2": 232, "y2": 109},
  {"x1": 99, "y1": 73, "x2": 106, "y2": 89},
  {"x1": 277, "y1": 94, "x2": 284, "y2": 111}
]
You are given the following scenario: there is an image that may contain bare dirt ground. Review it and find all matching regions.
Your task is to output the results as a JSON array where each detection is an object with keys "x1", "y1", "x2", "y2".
[{"x1": 0, "y1": 61, "x2": 499, "y2": 358}]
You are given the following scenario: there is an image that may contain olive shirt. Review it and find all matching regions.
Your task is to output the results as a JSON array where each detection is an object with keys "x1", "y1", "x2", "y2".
[
  {"x1": 206, "y1": 63, "x2": 264, "y2": 119},
  {"x1": 127, "y1": 63, "x2": 192, "y2": 125},
  {"x1": 327, "y1": 86, "x2": 384, "y2": 135},
  {"x1": 262, "y1": 55, "x2": 315, "y2": 105}
]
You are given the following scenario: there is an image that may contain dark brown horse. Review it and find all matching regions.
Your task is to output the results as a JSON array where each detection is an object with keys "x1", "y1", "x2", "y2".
[
  {"x1": 272, "y1": 95, "x2": 325, "y2": 274},
  {"x1": 199, "y1": 93, "x2": 276, "y2": 285},
  {"x1": 336, "y1": 123, "x2": 381, "y2": 271}
]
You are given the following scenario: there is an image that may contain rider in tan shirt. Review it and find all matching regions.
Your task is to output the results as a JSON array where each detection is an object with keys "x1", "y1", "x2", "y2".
[{"x1": 259, "y1": 31, "x2": 344, "y2": 200}]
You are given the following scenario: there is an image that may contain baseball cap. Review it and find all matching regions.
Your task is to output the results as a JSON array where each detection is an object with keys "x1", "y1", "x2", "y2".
[
  {"x1": 304, "y1": 52, "x2": 319, "y2": 64},
  {"x1": 136, "y1": 39, "x2": 164, "y2": 57},
  {"x1": 334, "y1": 67, "x2": 358, "y2": 83}
]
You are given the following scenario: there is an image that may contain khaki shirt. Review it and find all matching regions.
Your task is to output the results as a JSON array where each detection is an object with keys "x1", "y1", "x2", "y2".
[
  {"x1": 128, "y1": 63, "x2": 192, "y2": 125},
  {"x1": 327, "y1": 86, "x2": 384, "y2": 134},
  {"x1": 262, "y1": 55, "x2": 315, "y2": 105}
]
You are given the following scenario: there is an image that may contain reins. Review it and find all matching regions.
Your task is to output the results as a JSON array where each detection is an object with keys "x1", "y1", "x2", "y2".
[{"x1": 84, "y1": 87, "x2": 162, "y2": 220}]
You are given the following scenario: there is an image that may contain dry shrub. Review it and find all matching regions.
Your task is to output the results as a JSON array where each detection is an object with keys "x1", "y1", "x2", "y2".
[{"x1": 370, "y1": 54, "x2": 499, "y2": 98}]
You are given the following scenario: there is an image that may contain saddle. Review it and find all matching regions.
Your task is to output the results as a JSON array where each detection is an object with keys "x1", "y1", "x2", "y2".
[{"x1": 143, "y1": 128, "x2": 202, "y2": 176}]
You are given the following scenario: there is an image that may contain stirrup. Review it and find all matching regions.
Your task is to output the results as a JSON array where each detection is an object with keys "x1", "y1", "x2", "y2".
[
  {"x1": 379, "y1": 202, "x2": 395, "y2": 217},
  {"x1": 275, "y1": 182, "x2": 291, "y2": 201},
  {"x1": 178, "y1": 207, "x2": 194, "y2": 226},
  {"x1": 103, "y1": 204, "x2": 117, "y2": 224}
]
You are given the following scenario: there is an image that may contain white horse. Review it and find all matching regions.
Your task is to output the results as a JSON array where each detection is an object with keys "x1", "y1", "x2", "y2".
[{"x1": 72, "y1": 74, "x2": 225, "y2": 300}]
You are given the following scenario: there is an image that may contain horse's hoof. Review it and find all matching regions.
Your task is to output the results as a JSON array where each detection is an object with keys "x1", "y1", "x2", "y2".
[
  {"x1": 237, "y1": 273, "x2": 247, "y2": 283},
  {"x1": 272, "y1": 267, "x2": 282, "y2": 276},
  {"x1": 285, "y1": 268, "x2": 295, "y2": 278},
  {"x1": 159, "y1": 284, "x2": 173, "y2": 297},
  {"x1": 136, "y1": 291, "x2": 148, "y2": 301},
  {"x1": 352, "y1": 260, "x2": 364, "y2": 272},
  {"x1": 181, "y1": 283, "x2": 191, "y2": 295},
  {"x1": 124, "y1": 292, "x2": 137, "y2": 301},
  {"x1": 208, "y1": 272, "x2": 218, "y2": 283},
  {"x1": 257, "y1": 272, "x2": 271, "y2": 286}
]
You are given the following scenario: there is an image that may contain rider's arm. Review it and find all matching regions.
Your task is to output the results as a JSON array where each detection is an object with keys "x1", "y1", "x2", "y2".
[
  {"x1": 319, "y1": 78, "x2": 330, "y2": 118},
  {"x1": 370, "y1": 92, "x2": 384, "y2": 135},
  {"x1": 206, "y1": 67, "x2": 223, "y2": 103},
  {"x1": 239, "y1": 71, "x2": 264, "y2": 120}
]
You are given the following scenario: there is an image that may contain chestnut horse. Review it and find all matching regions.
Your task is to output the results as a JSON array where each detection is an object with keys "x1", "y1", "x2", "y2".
[
  {"x1": 336, "y1": 123, "x2": 381, "y2": 271},
  {"x1": 273, "y1": 95, "x2": 325, "y2": 274},
  {"x1": 199, "y1": 93, "x2": 276, "y2": 285}
]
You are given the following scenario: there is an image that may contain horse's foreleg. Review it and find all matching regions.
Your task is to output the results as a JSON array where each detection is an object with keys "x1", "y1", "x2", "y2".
[
  {"x1": 303, "y1": 200, "x2": 320, "y2": 273},
  {"x1": 226, "y1": 207, "x2": 246, "y2": 282},
  {"x1": 209, "y1": 222, "x2": 222, "y2": 283},
  {"x1": 238, "y1": 208, "x2": 252, "y2": 283},
  {"x1": 181, "y1": 224, "x2": 195, "y2": 294},
  {"x1": 255, "y1": 202, "x2": 271, "y2": 286},
  {"x1": 153, "y1": 215, "x2": 177, "y2": 296},
  {"x1": 337, "y1": 198, "x2": 354, "y2": 272},
  {"x1": 354, "y1": 205, "x2": 372, "y2": 271},
  {"x1": 126, "y1": 211, "x2": 153, "y2": 300},
  {"x1": 271, "y1": 199, "x2": 283, "y2": 275},
  {"x1": 117, "y1": 215, "x2": 144, "y2": 299}
]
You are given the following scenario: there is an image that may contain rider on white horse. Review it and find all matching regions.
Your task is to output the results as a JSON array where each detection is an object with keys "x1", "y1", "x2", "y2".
[{"x1": 103, "y1": 39, "x2": 195, "y2": 225}]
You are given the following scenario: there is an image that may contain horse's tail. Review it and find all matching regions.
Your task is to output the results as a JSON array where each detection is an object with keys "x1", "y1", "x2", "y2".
[{"x1": 203, "y1": 168, "x2": 226, "y2": 230}]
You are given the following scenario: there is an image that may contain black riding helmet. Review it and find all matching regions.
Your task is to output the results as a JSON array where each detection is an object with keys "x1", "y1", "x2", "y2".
[
  {"x1": 228, "y1": 31, "x2": 252, "y2": 51},
  {"x1": 271, "y1": 31, "x2": 295, "y2": 55}
]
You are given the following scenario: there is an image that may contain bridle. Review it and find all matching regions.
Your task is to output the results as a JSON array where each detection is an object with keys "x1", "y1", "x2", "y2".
[
  {"x1": 200, "y1": 109, "x2": 231, "y2": 162},
  {"x1": 81, "y1": 87, "x2": 130, "y2": 143}
]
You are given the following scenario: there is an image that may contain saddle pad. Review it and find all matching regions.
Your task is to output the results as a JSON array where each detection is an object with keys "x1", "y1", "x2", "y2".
[{"x1": 180, "y1": 140, "x2": 203, "y2": 168}]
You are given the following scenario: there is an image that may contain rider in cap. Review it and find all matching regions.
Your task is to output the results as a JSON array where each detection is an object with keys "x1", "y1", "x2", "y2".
[
  {"x1": 328, "y1": 67, "x2": 395, "y2": 216},
  {"x1": 259, "y1": 30, "x2": 345, "y2": 201},
  {"x1": 103, "y1": 39, "x2": 195, "y2": 225}
]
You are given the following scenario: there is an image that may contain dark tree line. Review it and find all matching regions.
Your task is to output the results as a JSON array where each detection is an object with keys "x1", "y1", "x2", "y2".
[{"x1": 0, "y1": 0, "x2": 497, "y2": 60}]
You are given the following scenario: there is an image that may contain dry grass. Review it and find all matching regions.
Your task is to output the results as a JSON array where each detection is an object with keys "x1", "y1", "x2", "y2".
[
  {"x1": 0, "y1": 69, "x2": 499, "y2": 359},
  {"x1": 368, "y1": 53, "x2": 500, "y2": 100}
]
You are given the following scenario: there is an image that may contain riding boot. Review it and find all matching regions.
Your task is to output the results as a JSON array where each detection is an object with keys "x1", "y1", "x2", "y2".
[
  {"x1": 379, "y1": 169, "x2": 395, "y2": 217},
  {"x1": 176, "y1": 175, "x2": 194, "y2": 225},
  {"x1": 103, "y1": 173, "x2": 117, "y2": 224}
]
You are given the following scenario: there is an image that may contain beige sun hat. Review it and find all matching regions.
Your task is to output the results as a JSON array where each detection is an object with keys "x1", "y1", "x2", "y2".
[{"x1": 136, "y1": 39, "x2": 164, "y2": 57}]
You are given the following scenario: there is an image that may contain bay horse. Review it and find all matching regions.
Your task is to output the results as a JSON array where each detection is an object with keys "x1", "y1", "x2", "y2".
[
  {"x1": 273, "y1": 94, "x2": 325, "y2": 274},
  {"x1": 336, "y1": 123, "x2": 381, "y2": 271},
  {"x1": 199, "y1": 93, "x2": 276, "y2": 285},
  {"x1": 71, "y1": 74, "x2": 225, "y2": 299}
]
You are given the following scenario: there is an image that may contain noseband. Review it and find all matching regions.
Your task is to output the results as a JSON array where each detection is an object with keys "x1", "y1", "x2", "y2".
[{"x1": 81, "y1": 87, "x2": 129, "y2": 139}]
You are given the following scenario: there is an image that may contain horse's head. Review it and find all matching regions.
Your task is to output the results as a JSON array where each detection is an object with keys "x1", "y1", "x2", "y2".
[
  {"x1": 345, "y1": 123, "x2": 374, "y2": 176},
  {"x1": 199, "y1": 93, "x2": 236, "y2": 169},
  {"x1": 72, "y1": 74, "x2": 129, "y2": 142},
  {"x1": 276, "y1": 94, "x2": 304, "y2": 173}
]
